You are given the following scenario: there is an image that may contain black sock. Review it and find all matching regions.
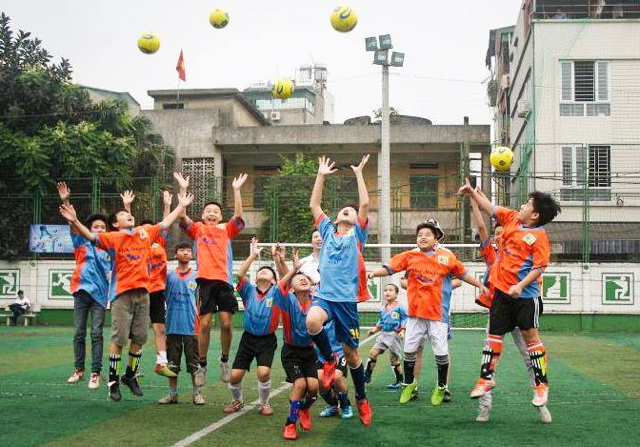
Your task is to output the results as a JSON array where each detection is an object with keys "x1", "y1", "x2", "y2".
[
  {"x1": 125, "y1": 351, "x2": 142, "y2": 378},
  {"x1": 320, "y1": 389, "x2": 338, "y2": 407},
  {"x1": 109, "y1": 354, "x2": 121, "y2": 383},
  {"x1": 365, "y1": 358, "x2": 376, "y2": 375},
  {"x1": 350, "y1": 362, "x2": 367, "y2": 401},
  {"x1": 392, "y1": 364, "x2": 403, "y2": 383},
  {"x1": 301, "y1": 395, "x2": 317, "y2": 409},
  {"x1": 199, "y1": 358, "x2": 208, "y2": 368},
  {"x1": 337, "y1": 391, "x2": 351, "y2": 409},
  {"x1": 403, "y1": 359, "x2": 416, "y2": 385},
  {"x1": 435, "y1": 355, "x2": 450, "y2": 387},
  {"x1": 220, "y1": 353, "x2": 229, "y2": 363},
  {"x1": 311, "y1": 328, "x2": 334, "y2": 361}
]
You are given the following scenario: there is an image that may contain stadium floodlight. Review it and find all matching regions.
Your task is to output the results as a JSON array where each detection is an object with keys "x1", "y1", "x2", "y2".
[
  {"x1": 378, "y1": 34, "x2": 393, "y2": 50},
  {"x1": 390, "y1": 52, "x2": 405, "y2": 67},
  {"x1": 373, "y1": 50, "x2": 389, "y2": 66},
  {"x1": 365, "y1": 36, "x2": 379, "y2": 52}
]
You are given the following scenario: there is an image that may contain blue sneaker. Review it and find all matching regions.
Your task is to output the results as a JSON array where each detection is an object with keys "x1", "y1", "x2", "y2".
[
  {"x1": 340, "y1": 406, "x2": 354, "y2": 419},
  {"x1": 319, "y1": 406, "x2": 339, "y2": 417},
  {"x1": 386, "y1": 380, "x2": 402, "y2": 389}
]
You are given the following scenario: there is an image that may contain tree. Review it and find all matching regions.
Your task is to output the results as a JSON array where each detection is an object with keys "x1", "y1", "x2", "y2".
[{"x1": 372, "y1": 107, "x2": 400, "y2": 120}]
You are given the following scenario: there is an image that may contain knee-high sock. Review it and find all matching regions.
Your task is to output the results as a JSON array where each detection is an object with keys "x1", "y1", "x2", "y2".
[
  {"x1": 109, "y1": 354, "x2": 121, "y2": 383},
  {"x1": 337, "y1": 391, "x2": 351, "y2": 409},
  {"x1": 435, "y1": 354, "x2": 450, "y2": 387},
  {"x1": 392, "y1": 363, "x2": 403, "y2": 383},
  {"x1": 350, "y1": 362, "x2": 367, "y2": 401},
  {"x1": 527, "y1": 339, "x2": 548, "y2": 385},
  {"x1": 229, "y1": 382, "x2": 243, "y2": 402},
  {"x1": 287, "y1": 400, "x2": 302, "y2": 425},
  {"x1": 403, "y1": 351, "x2": 417, "y2": 385},
  {"x1": 301, "y1": 395, "x2": 317, "y2": 409},
  {"x1": 258, "y1": 380, "x2": 271, "y2": 404},
  {"x1": 320, "y1": 389, "x2": 338, "y2": 407},
  {"x1": 125, "y1": 351, "x2": 142, "y2": 378},
  {"x1": 480, "y1": 335, "x2": 503, "y2": 380},
  {"x1": 310, "y1": 328, "x2": 333, "y2": 362},
  {"x1": 365, "y1": 358, "x2": 376, "y2": 375}
]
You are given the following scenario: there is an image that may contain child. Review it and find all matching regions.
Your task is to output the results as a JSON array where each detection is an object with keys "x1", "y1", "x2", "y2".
[
  {"x1": 368, "y1": 219, "x2": 489, "y2": 406},
  {"x1": 469, "y1": 187, "x2": 551, "y2": 423},
  {"x1": 175, "y1": 172, "x2": 248, "y2": 385},
  {"x1": 223, "y1": 238, "x2": 281, "y2": 416},
  {"x1": 158, "y1": 243, "x2": 204, "y2": 405},
  {"x1": 458, "y1": 179, "x2": 561, "y2": 409},
  {"x1": 58, "y1": 182, "x2": 111, "y2": 389},
  {"x1": 273, "y1": 250, "x2": 319, "y2": 441},
  {"x1": 59, "y1": 191, "x2": 193, "y2": 401},
  {"x1": 305, "y1": 155, "x2": 373, "y2": 426},
  {"x1": 364, "y1": 284, "x2": 407, "y2": 389}
]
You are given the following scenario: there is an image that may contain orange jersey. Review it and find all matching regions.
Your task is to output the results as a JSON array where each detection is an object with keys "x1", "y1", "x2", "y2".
[
  {"x1": 386, "y1": 246, "x2": 467, "y2": 323},
  {"x1": 476, "y1": 239, "x2": 497, "y2": 309},
  {"x1": 147, "y1": 230, "x2": 168, "y2": 293},
  {"x1": 96, "y1": 224, "x2": 164, "y2": 296},
  {"x1": 489, "y1": 206, "x2": 550, "y2": 298},
  {"x1": 182, "y1": 218, "x2": 244, "y2": 283}
]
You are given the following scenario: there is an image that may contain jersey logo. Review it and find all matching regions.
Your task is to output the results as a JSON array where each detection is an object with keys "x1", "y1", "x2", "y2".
[
  {"x1": 266, "y1": 298, "x2": 274, "y2": 308},
  {"x1": 151, "y1": 242, "x2": 159, "y2": 249},
  {"x1": 523, "y1": 233, "x2": 537, "y2": 245},
  {"x1": 188, "y1": 281, "x2": 197, "y2": 291},
  {"x1": 437, "y1": 255, "x2": 449, "y2": 266},
  {"x1": 391, "y1": 311, "x2": 400, "y2": 320},
  {"x1": 138, "y1": 229, "x2": 149, "y2": 240}
]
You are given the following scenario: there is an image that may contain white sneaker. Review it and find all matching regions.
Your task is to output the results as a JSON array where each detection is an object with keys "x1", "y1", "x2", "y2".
[
  {"x1": 476, "y1": 405, "x2": 491, "y2": 423},
  {"x1": 193, "y1": 393, "x2": 205, "y2": 405},
  {"x1": 220, "y1": 361, "x2": 231, "y2": 383},
  {"x1": 194, "y1": 366, "x2": 207, "y2": 387},
  {"x1": 88, "y1": 373, "x2": 101, "y2": 389},
  {"x1": 532, "y1": 383, "x2": 549, "y2": 407},
  {"x1": 538, "y1": 406, "x2": 552, "y2": 423},
  {"x1": 67, "y1": 369, "x2": 85, "y2": 384}
]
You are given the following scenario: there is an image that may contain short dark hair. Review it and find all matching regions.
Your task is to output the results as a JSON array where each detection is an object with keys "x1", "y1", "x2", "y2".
[
  {"x1": 385, "y1": 283, "x2": 399, "y2": 294},
  {"x1": 17, "y1": 290, "x2": 24, "y2": 295},
  {"x1": 529, "y1": 191, "x2": 562, "y2": 227},
  {"x1": 339, "y1": 203, "x2": 358, "y2": 213},
  {"x1": 257, "y1": 265, "x2": 277, "y2": 281},
  {"x1": 311, "y1": 229, "x2": 321, "y2": 238},
  {"x1": 174, "y1": 242, "x2": 192, "y2": 253},
  {"x1": 203, "y1": 201, "x2": 223, "y2": 213},
  {"x1": 416, "y1": 222, "x2": 436, "y2": 237},
  {"x1": 85, "y1": 213, "x2": 108, "y2": 229},
  {"x1": 107, "y1": 210, "x2": 128, "y2": 230}
]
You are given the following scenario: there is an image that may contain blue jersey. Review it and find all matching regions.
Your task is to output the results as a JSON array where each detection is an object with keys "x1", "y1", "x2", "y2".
[
  {"x1": 376, "y1": 303, "x2": 408, "y2": 333},
  {"x1": 314, "y1": 214, "x2": 369, "y2": 303},
  {"x1": 70, "y1": 231, "x2": 112, "y2": 307},
  {"x1": 314, "y1": 319, "x2": 344, "y2": 362},
  {"x1": 236, "y1": 278, "x2": 281, "y2": 336},
  {"x1": 273, "y1": 282, "x2": 313, "y2": 347},
  {"x1": 165, "y1": 268, "x2": 199, "y2": 336}
]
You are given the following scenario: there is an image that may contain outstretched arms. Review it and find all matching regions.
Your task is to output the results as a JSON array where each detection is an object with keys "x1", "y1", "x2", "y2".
[
  {"x1": 120, "y1": 190, "x2": 135, "y2": 214},
  {"x1": 310, "y1": 156, "x2": 337, "y2": 221},
  {"x1": 237, "y1": 237, "x2": 263, "y2": 279},
  {"x1": 174, "y1": 172, "x2": 193, "y2": 228},
  {"x1": 60, "y1": 205, "x2": 95, "y2": 243},
  {"x1": 56, "y1": 182, "x2": 71, "y2": 207},
  {"x1": 458, "y1": 178, "x2": 492, "y2": 216},
  {"x1": 232, "y1": 173, "x2": 248, "y2": 220},
  {"x1": 351, "y1": 154, "x2": 370, "y2": 223}
]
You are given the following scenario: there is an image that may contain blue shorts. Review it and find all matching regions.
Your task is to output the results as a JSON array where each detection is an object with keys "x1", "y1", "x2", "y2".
[{"x1": 311, "y1": 298, "x2": 360, "y2": 349}]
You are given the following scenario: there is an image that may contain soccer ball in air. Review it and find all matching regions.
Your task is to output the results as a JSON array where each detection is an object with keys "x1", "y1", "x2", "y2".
[
  {"x1": 273, "y1": 78, "x2": 295, "y2": 100},
  {"x1": 490, "y1": 146, "x2": 514, "y2": 172},
  {"x1": 209, "y1": 9, "x2": 229, "y2": 29},
  {"x1": 330, "y1": 5, "x2": 358, "y2": 32},
  {"x1": 137, "y1": 32, "x2": 160, "y2": 54}
]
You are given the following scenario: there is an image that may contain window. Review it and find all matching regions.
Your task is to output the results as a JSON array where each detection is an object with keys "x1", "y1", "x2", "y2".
[
  {"x1": 560, "y1": 146, "x2": 611, "y2": 201},
  {"x1": 162, "y1": 103, "x2": 184, "y2": 110},
  {"x1": 560, "y1": 61, "x2": 610, "y2": 116},
  {"x1": 410, "y1": 175, "x2": 438, "y2": 209},
  {"x1": 182, "y1": 158, "x2": 218, "y2": 211}
]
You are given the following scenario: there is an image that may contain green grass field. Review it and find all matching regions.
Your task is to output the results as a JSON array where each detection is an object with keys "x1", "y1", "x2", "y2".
[{"x1": 1, "y1": 326, "x2": 639, "y2": 447}]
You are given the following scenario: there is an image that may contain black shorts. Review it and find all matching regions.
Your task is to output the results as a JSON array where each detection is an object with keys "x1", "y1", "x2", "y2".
[
  {"x1": 167, "y1": 334, "x2": 199, "y2": 375},
  {"x1": 489, "y1": 290, "x2": 544, "y2": 336},
  {"x1": 197, "y1": 279, "x2": 238, "y2": 315},
  {"x1": 281, "y1": 344, "x2": 318, "y2": 383},
  {"x1": 232, "y1": 332, "x2": 277, "y2": 371},
  {"x1": 149, "y1": 290, "x2": 166, "y2": 324},
  {"x1": 316, "y1": 355, "x2": 349, "y2": 379}
]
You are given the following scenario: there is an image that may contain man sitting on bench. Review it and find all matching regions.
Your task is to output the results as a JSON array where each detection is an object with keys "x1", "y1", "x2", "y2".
[{"x1": 9, "y1": 290, "x2": 30, "y2": 326}]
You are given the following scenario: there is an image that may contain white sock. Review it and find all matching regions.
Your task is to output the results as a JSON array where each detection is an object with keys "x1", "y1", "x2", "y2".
[
  {"x1": 258, "y1": 380, "x2": 271, "y2": 404},
  {"x1": 157, "y1": 351, "x2": 168, "y2": 366},
  {"x1": 229, "y1": 382, "x2": 243, "y2": 402},
  {"x1": 193, "y1": 385, "x2": 200, "y2": 395}
]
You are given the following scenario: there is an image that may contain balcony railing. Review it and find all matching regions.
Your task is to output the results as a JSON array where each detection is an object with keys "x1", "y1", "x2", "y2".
[{"x1": 532, "y1": 1, "x2": 640, "y2": 20}]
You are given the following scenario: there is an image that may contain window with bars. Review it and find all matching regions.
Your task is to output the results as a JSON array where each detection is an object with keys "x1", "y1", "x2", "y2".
[
  {"x1": 410, "y1": 175, "x2": 438, "y2": 209},
  {"x1": 181, "y1": 158, "x2": 218, "y2": 212},
  {"x1": 560, "y1": 61, "x2": 610, "y2": 117},
  {"x1": 560, "y1": 146, "x2": 611, "y2": 201}
]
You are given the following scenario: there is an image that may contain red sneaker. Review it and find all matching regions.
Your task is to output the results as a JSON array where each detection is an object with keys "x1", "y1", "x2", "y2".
[
  {"x1": 357, "y1": 398, "x2": 373, "y2": 427},
  {"x1": 298, "y1": 408, "x2": 312, "y2": 431},
  {"x1": 283, "y1": 423, "x2": 298, "y2": 440},
  {"x1": 321, "y1": 355, "x2": 337, "y2": 390}
]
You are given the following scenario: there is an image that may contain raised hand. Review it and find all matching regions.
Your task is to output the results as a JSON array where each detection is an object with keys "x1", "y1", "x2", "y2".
[
  {"x1": 163, "y1": 191, "x2": 173, "y2": 207},
  {"x1": 250, "y1": 237, "x2": 264, "y2": 257},
  {"x1": 350, "y1": 154, "x2": 370, "y2": 175},
  {"x1": 178, "y1": 192, "x2": 194, "y2": 207},
  {"x1": 57, "y1": 182, "x2": 71, "y2": 201},
  {"x1": 121, "y1": 190, "x2": 135, "y2": 206},
  {"x1": 457, "y1": 178, "x2": 473, "y2": 196},
  {"x1": 232, "y1": 173, "x2": 248, "y2": 190},
  {"x1": 317, "y1": 156, "x2": 337, "y2": 176},
  {"x1": 271, "y1": 243, "x2": 285, "y2": 261},
  {"x1": 292, "y1": 249, "x2": 301, "y2": 270},
  {"x1": 173, "y1": 172, "x2": 190, "y2": 191},
  {"x1": 59, "y1": 204, "x2": 78, "y2": 223}
]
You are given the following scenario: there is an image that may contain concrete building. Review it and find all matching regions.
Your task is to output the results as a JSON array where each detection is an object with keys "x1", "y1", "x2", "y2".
[
  {"x1": 81, "y1": 85, "x2": 141, "y2": 116},
  {"x1": 488, "y1": 0, "x2": 640, "y2": 259}
]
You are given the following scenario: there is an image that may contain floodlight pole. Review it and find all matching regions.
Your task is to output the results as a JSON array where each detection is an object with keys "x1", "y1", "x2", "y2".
[{"x1": 379, "y1": 64, "x2": 391, "y2": 263}]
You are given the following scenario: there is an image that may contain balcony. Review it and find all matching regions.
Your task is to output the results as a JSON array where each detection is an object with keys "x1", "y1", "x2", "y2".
[{"x1": 532, "y1": 1, "x2": 640, "y2": 20}]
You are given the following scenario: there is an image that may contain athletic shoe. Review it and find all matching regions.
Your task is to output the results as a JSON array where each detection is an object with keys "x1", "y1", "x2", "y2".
[
  {"x1": 538, "y1": 405, "x2": 552, "y2": 423},
  {"x1": 321, "y1": 355, "x2": 337, "y2": 390},
  {"x1": 283, "y1": 423, "x2": 297, "y2": 440},
  {"x1": 194, "y1": 365, "x2": 207, "y2": 387},
  {"x1": 154, "y1": 364, "x2": 177, "y2": 378},
  {"x1": 193, "y1": 393, "x2": 205, "y2": 406},
  {"x1": 443, "y1": 387, "x2": 452, "y2": 403},
  {"x1": 298, "y1": 408, "x2": 312, "y2": 431},
  {"x1": 532, "y1": 383, "x2": 549, "y2": 407},
  {"x1": 319, "y1": 406, "x2": 339, "y2": 417},
  {"x1": 340, "y1": 406, "x2": 354, "y2": 419},
  {"x1": 386, "y1": 380, "x2": 402, "y2": 390},
  {"x1": 431, "y1": 385, "x2": 446, "y2": 406},
  {"x1": 220, "y1": 361, "x2": 231, "y2": 383},
  {"x1": 67, "y1": 369, "x2": 85, "y2": 384},
  {"x1": 476, "y1": 405, "x2": 491, "y2": 423},
  {"x1": 470, "y1": 378, "x2": 495, "y2": 399},
  {"x1": 258, "y1": 403, "x2": 273, "y2": 415},
  {"x1": 399, "y1": 381, "x2": 419, "y2": 404},
  {"x1": 364, "y1": 370, "x2": 372, "y2": 384},
  {"x1": 108, "y1": 381, "x2": 121, "y2": 402},
  {"x1": 356, "y1": 398, "x2": 373, "y2": 426},
  {"x1": 121, "y1": 374, "x2": 143, "y2": 397},
  {"x1": 158, "y1": 393, "x2": 179, "y2": 405},
  {"x1": 88, "y1": 373, "x2": 101, "y2": 390},
  {"x1": 223, "y1": 400, "x2": 244, "y2": 413}
]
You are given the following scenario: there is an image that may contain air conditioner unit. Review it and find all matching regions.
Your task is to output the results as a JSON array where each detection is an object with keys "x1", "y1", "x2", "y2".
[
  {"x1": 517, "y1": 99, "x2": 530, "y2": 118},
  {"x1": 270, "y1": 111, "x2": 281, "y2": 121},
  {"x1": 500, "y1": 74, "x2": 510, "y2": 90}
]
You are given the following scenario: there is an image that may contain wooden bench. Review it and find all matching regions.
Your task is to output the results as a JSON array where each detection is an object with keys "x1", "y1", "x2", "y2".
[{"x1": 1, "y1": 305, "x2": 41, "y2": 326}]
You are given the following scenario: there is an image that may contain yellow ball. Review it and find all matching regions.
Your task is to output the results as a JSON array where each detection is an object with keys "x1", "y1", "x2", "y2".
[
  {"x1": 273, "y1": 78, "x2": 294, "y2": 100},
  {"x1": 490, "y1": 146, "x2": 514, "y2": 172},
  {"x1": 137, "y1": 32, "x2": 160, "y2": 54},
  {"x1": 209, "y1": 9, "x2": 230, "y2": 29},
  {"x1": 330, "y1": 5, "x2": 358, "y2": 33}
]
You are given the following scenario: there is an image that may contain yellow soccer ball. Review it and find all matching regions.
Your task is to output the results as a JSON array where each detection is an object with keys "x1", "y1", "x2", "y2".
[
  {"x1": 273, "y1": 78, "x2": 294, "y2": 100},
  {"x1": 490, "y1": 146, "x2": 514, "y2": 172},
  {"x1": 137, "y1": 32, "x2": 160, "y2": 54},
  {"x1": 330, "y1": 5, "x2": 358, "y2": 33},
  {"x1": 209, "y1": 9, "x2": 230, "y2": 29}
]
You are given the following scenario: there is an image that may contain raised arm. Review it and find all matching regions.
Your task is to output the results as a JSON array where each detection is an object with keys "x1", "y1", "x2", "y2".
[
  {"x1": 120, "y1": 190, "x2": 135, "y2": 214},
  {"x1": 237, "y1": 237, "x2": 263, "y2": 279},
  {"x1": 162, "y1": 191, "x2": 172, "y2": 220},
  {"x1": 231, "y1": 173, "x2": 248, "y2": 220},
  {"x1": 280, "y1": 249, "x2": 302, "y2": 287},
  {"x1": 470, "y1": 187, "x2": 489, "y2": 242},
  {"x1": 271, "y1": 243, "x2": 289, "y2": 278},
  {"x1": 57, "y1": 182, "x2": 71, "y2": 207},
  {"x1": 310, "y1": 156, "x2": 337, "y2": 221},
  {"x1": 173, "y1": 172, "x2": 193, "y2": 227},
  {"x1": 351, "y1": 154, "x2": 370, "y2": 223},
  {"x1": 368, "y1": 266, "x2": 392, "y2": 279},
  {"x1": 59, "y1": 204, "x2": 96, "y2": 243},
  {"x1": 460, "y1": 272, "x2": 490, "y2": 297},
  {"x1": 161, "y1": 193, "x2": 194, "y2": 229},
  {"x1": 458, "y1": 178, "x2": 492, "y2": 215}
]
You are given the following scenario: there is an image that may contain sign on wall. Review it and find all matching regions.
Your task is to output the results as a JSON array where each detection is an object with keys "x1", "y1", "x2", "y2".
[
  {"x1": 0, "y1": 269, "x2": 20, "y2": 298},
  {"x1": 368, "y1": 277, "x2": 380, "y2": 301},
  {"x1": 602, "y1": 273, "x2": 634, "y2": 305},
  {"x1": 542, "y1": 273, "x2": 571, "y2": 304},
  {"x1": 29, "y1": 225, "x2": 74, "y2": 254},
  {"x1": 49, "y1": 270, "x2": 74, "y2": 299}
]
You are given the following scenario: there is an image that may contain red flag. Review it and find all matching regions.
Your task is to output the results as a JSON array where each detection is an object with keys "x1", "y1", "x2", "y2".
[{"x1": 176, "y1": 50, "x2": 186, "y2": 82}]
